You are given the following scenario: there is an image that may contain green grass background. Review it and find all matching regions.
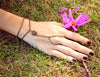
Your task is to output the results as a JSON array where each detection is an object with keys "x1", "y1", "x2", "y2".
[{"x1": 0, "y1": 0, "x2": 100, "y2": 77}]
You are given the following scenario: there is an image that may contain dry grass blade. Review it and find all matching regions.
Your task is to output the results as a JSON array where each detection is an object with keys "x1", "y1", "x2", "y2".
[
  {"x1": 82, "y1": 61, "x2": 91, "y2": 77},
  {"x1": 16, "y1": 63, "x2": 23, "y2": 77}
]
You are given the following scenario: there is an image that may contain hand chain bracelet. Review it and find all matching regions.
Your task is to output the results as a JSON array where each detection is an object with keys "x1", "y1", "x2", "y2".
[
  {"x1": 17, "y1": 18, "x2": 63, "y2": 45},
  {"x1": 17, "y1": 18, "x2": 36, "y2": 39}
]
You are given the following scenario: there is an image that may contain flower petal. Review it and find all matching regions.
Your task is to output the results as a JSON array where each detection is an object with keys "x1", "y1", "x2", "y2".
[
  {"x1": 76, "y1": 13, "x2": 85, "y2": 22},
  {"x1": 58, "y1": 8, "x2": 68, "y2": 13},
  {"x1": 69, "y1": 9, "x2": 74, "y2": 21},
  {"x1": 72, "y1": 26, "x2": 78, "y2": 32},
  {"x1": 61, "y1": 12, "x2": 70, "y2": 23},
  {"x1": 63, "y1": 23, "x2": 72, "y2": 29},
  {"x1": 78, "y1": 19, "x2": 91, "y2": 26},
  {"x1": 82, "y1": 14, "x2": 89, "y2": 22},
  {"x1": 77, "y1": 13, "x2": 85, "y2": 23},
  {"x1": 72, "y1": 7, "x2": 81, "y2": 11},
  {"x1": 78, "y1": 14, "x2": 89, "y2": 24}
]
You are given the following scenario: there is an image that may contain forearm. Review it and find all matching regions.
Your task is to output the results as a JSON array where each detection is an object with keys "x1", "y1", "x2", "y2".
[{"x1": 0, "y1": 9, "x2": 29, "y2": 38}]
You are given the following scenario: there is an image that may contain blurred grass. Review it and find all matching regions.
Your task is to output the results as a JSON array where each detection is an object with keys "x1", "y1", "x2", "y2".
[{"x1": 0, "y1": 0, "x2": 100, "y2": 77}]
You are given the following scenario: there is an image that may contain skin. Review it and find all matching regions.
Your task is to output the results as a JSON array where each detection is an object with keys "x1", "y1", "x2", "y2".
[{"x1": 0, "y1": 9, "x2": 94, "y2": 62}]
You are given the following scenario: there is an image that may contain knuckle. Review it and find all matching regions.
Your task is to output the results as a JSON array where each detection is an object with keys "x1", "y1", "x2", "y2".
[
  {"x1": 58, "y1": 28, "x2": 65, "y2": 35},
  {"x1": 51, "y1": 37, "x2": 61, "y2": 43},
  {"x1": 72, "y1": 42, "x2": 80, "y2": 49}
]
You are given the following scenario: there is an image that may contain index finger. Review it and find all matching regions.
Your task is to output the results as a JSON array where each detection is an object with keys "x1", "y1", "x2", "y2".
[
  {"x1": 57, "y1": 24, "x2": 91, "y2": 45},
  {"x1": 64, "y1": 30, "x2": 90, "y2": 45}
]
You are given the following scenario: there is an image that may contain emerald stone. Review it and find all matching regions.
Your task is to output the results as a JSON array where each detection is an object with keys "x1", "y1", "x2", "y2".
[{"x1": 32, "y1": 31, "x2": 36, "y2": 35}]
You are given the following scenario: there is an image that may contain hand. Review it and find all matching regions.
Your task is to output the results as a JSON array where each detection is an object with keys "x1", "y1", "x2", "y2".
[{"x1": 23, "y1": 21, "x2": 94, "y2": 62}]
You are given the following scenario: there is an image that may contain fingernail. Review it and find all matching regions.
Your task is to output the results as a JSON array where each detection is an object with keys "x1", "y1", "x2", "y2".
[
  {"x1": 87, "y1": 41, "x2": 91, "y2": 45},
  {"x1": 72, "y1": 59, "x2": 76, "y2": 62},
  {"x1": 89, "y1": 52, "x2": 94, "y2": 56},
  {"x1": 83, "y1": 56, "x2": 88, "y2": 60}
]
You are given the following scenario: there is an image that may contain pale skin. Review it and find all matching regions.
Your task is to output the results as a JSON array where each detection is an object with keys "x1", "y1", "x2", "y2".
[{"x1": 0, "y1": 9, "x2": 94, "y2": 62}]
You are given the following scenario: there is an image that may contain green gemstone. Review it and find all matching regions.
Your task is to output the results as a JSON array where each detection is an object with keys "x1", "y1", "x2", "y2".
[{"x1": 32, "y1": 31, "x2": 36, "y2": 35}]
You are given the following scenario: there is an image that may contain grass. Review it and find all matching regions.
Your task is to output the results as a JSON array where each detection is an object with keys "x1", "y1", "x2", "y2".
[{"x1": 0, "y1": 0, "x2": 100, "y2": 77}]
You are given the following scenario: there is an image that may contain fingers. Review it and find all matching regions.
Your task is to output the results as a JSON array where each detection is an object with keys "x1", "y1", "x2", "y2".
[
  {"x1": 57, "y1": 23, "x2": 90, "y2": 45},
  {"x1": 64, "y1": 30, "x2": 90, "y2": 45},
  {"x1": 51, "y1": 50, "x2": 77, "y2": 62},
  {"x1": 51, "y1": 37, "x2": 94, "y2": 56},
  {"x1": 55, "y1": 45, "x2": 88, "y2": 61}
]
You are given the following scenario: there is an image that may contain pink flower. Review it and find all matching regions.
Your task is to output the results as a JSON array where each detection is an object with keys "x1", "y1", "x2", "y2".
[
  {"x1": 61, "y1": 9, "x2": 91, "y2": 32},
  {"x1": 58, "y1": 7, "x2": 81, "y2": 13}
]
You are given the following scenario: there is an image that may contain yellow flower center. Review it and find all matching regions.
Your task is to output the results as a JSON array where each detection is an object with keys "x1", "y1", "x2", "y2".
[{"x1": 71, "y1": 21, "x2": 76, "y2": 25}]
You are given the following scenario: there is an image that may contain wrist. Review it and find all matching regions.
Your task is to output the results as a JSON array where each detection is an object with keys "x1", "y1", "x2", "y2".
[
  {"x1": 22, "y1": 21, "x2": 38, "y2": 48},
  {"x1": 17, "y1": 18, "x2": 30, "y2": 39},
  {"x1": 0, "y1": 9, "x2": 23, "y2": 37},
  {"x1": 19, "y1": 20, "x2": 38, "y2": 48},
  {"x1": 0, "y1": 9, "x2": 33, "y2": 39}
]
